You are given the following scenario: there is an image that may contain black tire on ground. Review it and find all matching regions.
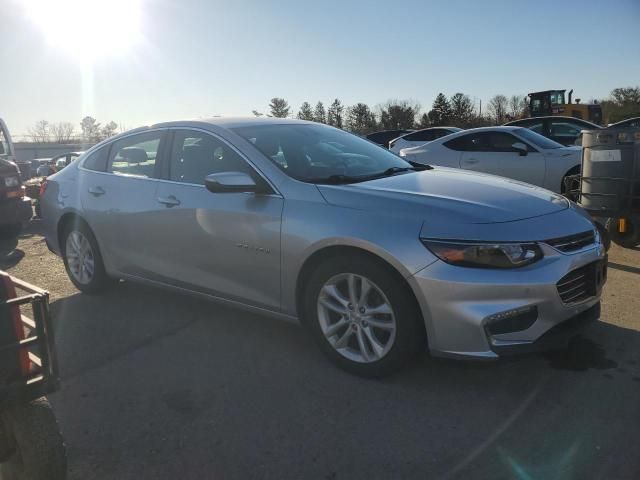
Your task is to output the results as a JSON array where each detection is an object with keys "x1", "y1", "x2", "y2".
[
  {"x1": 594, "y1": 221, "x2": 611, "y2": 252},
  {"x1": 0, "y1": 397, "x2": 67, "y2": 480},
  {"x1": 302, "y1": 254, "x2": 426, "y2": 378},
  {"x1": 606, "y1": 217, "x2": 640, "y2": 249},
  {"x1": 62, "y1": 218, "x2": 113, "y2": 294},
  {"x1": 0, "y1": 224, "x2": 22, "y2": 240}
]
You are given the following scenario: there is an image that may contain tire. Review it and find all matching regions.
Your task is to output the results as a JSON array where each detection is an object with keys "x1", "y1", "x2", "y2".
[
  {"x1": 0, "y1": 398, "x2": 67, "y2": 480},
  {"x1": 595, "y1": 221, "x2": 611, "y2": 252},
  {"x1": 561, "y1": 167, "x2": 580, "y2": 202},
  {"x1": 62, "y1": 219, "x2": 112, "y2": 294},
  {"x1": 0, "y1": 224, "x2": 22, "y2": 240},
  {"x1": 606, "y1": 217, "x2": 640, "y2": 249},
  {"x1": 302, "y1": 255, "x2": 425, "y2": 377}
]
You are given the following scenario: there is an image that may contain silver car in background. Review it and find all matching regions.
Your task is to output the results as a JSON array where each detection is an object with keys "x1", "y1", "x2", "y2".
[{"x1": 40, "y1": 118, "x2": 606, "y2": 376}]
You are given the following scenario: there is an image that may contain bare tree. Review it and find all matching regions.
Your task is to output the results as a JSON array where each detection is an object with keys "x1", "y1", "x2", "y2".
[
  {"x1": 508, "y1": 95, "x2": 528, "y2": 120},
  {"x1": 101, "y1": 121, "x2": 119, "y2": 139},
  {"x1": 27, "y1": 120, "x2": 50, "y2": 143},
  {"x1": 487, "y1": 95, "x2": 509, "y2": 124},
  {"x1": 50, "y1": 122, "x2": 76, "y2": 143}
]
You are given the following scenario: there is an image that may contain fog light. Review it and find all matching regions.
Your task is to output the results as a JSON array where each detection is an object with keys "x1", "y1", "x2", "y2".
[{"x1": 485, "y1": 306, "x2": 538, "y2": 335}]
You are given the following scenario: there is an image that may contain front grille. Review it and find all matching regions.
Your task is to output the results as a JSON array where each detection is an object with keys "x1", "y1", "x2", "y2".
[
  {"x1": 556, "y1": 261, "x2": 606, "y2": 304},
  {"x1": 546, "y1": 230, "x2": 596, "y2": 253}
]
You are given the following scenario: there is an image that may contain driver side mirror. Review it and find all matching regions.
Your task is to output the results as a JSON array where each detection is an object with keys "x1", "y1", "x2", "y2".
[
  {"x1": 205, "y1": 172, "x2": 259, "y2": 193},
  {"x1": 512, "y1": 142, "x2": 528, "y2": 156}
]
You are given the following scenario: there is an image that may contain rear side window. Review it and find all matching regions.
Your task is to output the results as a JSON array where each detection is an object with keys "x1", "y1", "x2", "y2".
[
  {"x1": 108, "y1": 131, "x2": 163, "y2": 178},
  {"x1": 82, "y1": 147, "x2": 109, "y2": 172}
]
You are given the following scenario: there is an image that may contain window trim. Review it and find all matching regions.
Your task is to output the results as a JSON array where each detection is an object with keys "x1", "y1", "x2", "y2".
[
  {"x1": 158, "y1": 127, "x2": 281, "y2": 196},
  {"x1": 79, "y1": 127, "x2": 167, "y2": 180},
  {"x1": 106, "y1": 129, "x2": 168, "y2": 179}
]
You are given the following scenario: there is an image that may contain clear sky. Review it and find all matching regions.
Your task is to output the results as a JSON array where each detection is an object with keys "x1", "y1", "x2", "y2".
[{"x1": 2, "y1": 0, "x2": 639, "y2": 136}]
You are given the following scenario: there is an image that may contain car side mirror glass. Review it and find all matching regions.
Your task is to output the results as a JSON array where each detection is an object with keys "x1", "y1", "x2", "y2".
[
  {"x1": 512, "y1": 142, "x2": 528, "y2": 156},
  {"x1": 205, "y1": 172, "x2": 258, "y2": 193}
]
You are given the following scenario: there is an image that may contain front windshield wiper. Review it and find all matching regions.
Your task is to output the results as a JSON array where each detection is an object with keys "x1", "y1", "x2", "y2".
[{"x1": 307, "y1": 163, "x2": 433, "y2": 185}]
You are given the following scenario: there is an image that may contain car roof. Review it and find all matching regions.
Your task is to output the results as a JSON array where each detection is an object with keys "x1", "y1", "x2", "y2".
[
  {"x1": 504, "y1": 116, "x2": 601, "y2": 127},
  {"x1": 151, "y1": 116, "x2": 315, "y2": 130},
  {"x1": 610, "y1": 117, "x2": 640, "y2": 126}
]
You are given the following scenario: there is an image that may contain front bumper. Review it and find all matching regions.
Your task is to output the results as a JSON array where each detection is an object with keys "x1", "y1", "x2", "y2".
[
  {"x1": 0, "y1": 197, "x2": 32, "y2": 226},
  {"x1": 411, "y1": 242, "x2": 606, "y2": 359}
]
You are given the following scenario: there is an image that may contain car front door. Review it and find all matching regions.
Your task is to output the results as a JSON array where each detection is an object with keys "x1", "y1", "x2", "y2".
[
  {"x1": 80, "y1": 129, "x2": 167, "y2": 277},
  {"x1": 455, "y1": 133, "x2": 502, "y2": 176},
  {"x1": 148, "y1": 129, "x2": 284, "y2": 311},
  {"x1": 489, "y1": 132, "x2": 546, "y2": 187}
]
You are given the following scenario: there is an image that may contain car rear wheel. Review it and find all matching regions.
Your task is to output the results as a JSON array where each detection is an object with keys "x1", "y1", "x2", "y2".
[
  {"x1": 303, "y1": 255, "x2": 425, "y2": 377},
  {"x1": 62, "y1": 221, "x2": 112, "y2": 294}
]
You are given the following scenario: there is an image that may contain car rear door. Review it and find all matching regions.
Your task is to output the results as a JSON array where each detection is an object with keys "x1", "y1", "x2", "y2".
[
  {"x1": 146, "y1": 128, "x2": 284, "y2": 311},
  {"x1": 80, "y1": 130, "x2": 168, "y2": 277}
]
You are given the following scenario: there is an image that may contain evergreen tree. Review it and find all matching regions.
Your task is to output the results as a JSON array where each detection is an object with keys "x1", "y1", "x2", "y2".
[
  {"x1": 269, "y1": 97, "x2": 290, "y2": 118},
  {"x1": 427, "y1": 93, "x2": 452, "y2": 126},
  {"x1": 327, "y1": 98, "x2": 345, "y2": 128},
  {"x1": 346, "y1": 103, "x2": 377, "y2": 134},
  {"x1": 314, "y1": 101, "x2": 327, "y2": 123},
  {"x1": 297, "y1": 102, "x2": 314, "y2": 121}
]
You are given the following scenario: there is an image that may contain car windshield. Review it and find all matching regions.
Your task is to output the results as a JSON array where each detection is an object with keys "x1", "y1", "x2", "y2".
[
  {"x1": 232, "y1": 123, "x2": 416, "y2": 183},
  {"x1": 516, "y1": 128, "x2": 564, "y2": 149}
]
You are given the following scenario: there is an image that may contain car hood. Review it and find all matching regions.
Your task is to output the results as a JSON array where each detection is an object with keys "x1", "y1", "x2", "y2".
[{"x1": 317, "y1": 167, "x2": 569, "y2": 226}]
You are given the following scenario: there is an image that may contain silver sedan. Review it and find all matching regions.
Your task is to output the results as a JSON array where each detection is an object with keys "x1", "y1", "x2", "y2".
[{"x1": 40, "y1": 118, "x2": 606, "y2": 376}]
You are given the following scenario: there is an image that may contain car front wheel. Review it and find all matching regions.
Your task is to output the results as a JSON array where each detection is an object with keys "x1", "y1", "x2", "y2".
[{"x1": 303, "y1": 256, "x2": 425, "y2": 377}]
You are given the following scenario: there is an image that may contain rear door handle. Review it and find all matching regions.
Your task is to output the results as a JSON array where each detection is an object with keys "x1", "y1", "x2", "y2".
[
  {"x1": 463, "y1": 158, "x2": 479, "y2": 165},
  {"x1": 88, "y1": 186, "x2": 105, "y2": 196},
  {"x1": 157, "y1": 195, "x2": 181, "y2": 207}
]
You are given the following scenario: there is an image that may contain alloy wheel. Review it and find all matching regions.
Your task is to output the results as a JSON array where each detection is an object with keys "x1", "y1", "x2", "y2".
[
  {"x1": 317, "y1": 273, "x2": 397, "y2": 363},
  {"x1": 65, "y1": 231, "x2": 95, "y2": 285}
]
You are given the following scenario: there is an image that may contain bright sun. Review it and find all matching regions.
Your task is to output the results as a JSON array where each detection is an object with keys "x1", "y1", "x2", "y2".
[{"x1": 21, "y1": 0, "x2": 143, "y2": 63}]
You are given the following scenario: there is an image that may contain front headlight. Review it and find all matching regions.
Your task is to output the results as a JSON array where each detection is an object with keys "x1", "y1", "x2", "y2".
[
  {"x1": 4, "y1": 176, "x2": 19, "y2": 187},
  {"x1": 422, "y1": 239, "x2": 543, "y2": 269}
]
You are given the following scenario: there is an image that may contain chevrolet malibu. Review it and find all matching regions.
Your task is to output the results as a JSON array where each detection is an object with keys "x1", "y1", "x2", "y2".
[{"x1": 41, "y1": 118, "x2": 606, "y2": 376}]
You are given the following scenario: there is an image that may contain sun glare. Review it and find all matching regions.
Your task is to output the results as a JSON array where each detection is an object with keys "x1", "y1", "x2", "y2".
[{"x1": 21, "y1": 0, "x2": 143, "y2": 64}]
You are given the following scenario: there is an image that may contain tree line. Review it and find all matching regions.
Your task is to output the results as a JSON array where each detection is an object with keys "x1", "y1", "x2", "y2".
[
  {"x1": 24, "y1": 116, "x2": 124, "y2": 143},
  {"x1": 22, "y1": 86, "x2": 639, "y2": 143},
  {"x1": 257, "y1": 86, "x2": 640, "y2": 134}
]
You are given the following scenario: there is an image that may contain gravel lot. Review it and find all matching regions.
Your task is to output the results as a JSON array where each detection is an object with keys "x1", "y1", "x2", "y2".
[{"x1": 2, "y1": 219, "x2": 640, "y2": 479}]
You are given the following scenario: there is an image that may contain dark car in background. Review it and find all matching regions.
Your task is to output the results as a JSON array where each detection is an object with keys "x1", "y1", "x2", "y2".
[
  {"x1": 0, "y1": 159, "x2": 32, "y2": 238},
  {"x1": 366, "y1": 129, "x2": 414, "y2": 148},
  {"x1": 504, "y1": 116, "x2": 601, "y2": 146},
  {"x1": 609, "y1": 117, "x2": 640, "y2": 128}
]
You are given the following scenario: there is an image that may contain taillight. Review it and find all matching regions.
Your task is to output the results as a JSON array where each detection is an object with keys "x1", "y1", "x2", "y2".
[
  {"x1": 0, "y1": 272, "x2": 31, "y2": 376},
  {"x1": 39, "y1": 179, "x2": 48, "y2": 197}
]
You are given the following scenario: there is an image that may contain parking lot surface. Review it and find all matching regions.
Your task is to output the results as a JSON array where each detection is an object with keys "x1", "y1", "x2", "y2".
[{"x1": 2, "y1": 220, "x2": 640, "y2": 480}]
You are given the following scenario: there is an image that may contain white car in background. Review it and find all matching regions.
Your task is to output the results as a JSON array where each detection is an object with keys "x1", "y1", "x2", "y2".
[
  {"x1": 388, "y1": 127, "x2": 461, "y2": 154},
  {"x1": 399, "y1": 126, "x2": 582, "y2": 193}
]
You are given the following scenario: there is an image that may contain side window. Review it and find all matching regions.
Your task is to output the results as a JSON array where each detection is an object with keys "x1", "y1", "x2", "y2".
[
  {"x1": 169, "y1": 130, "x2": 253, "y2": 185},
  {"x1": 444, "y1": 133, "x2": 490, "y2": 151},
  {"x1": 0, "y1": 128, "x2": 9, "y2": 156},
  {"x1": 404, "y1": 130, "x2": 436, "y2": 142},
  {"x1": 431, "y1": 129, "x2": 452, "y2": 140},
  {"x1": 108, "y1": 131, "x2": 163, "y2": 178},
  {"x1": 488, "y1": 133, "x2": 522, "y2": 153},
  {"x1": 527, "y1": 121, "x2": 544, "y2": 134},
  {"x1": 82, "y1": 147, "x2": 109, "y2": 172},
  {"x1": 550, "y1": 122, "x2": 582, "y2": 138}
]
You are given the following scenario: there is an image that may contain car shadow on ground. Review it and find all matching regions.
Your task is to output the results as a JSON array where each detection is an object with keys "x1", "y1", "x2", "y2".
[
  {"x1": 608, "y1": 261, "x2": 640, "y2": 275},
  {"x1": 47, "y1": 281, "x2": 640, "y2": 480}
]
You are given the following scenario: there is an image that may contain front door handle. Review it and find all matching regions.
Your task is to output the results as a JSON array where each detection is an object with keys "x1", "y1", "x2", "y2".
[
  {"x1": 462, "y1": 158, "x2": 479, "y2": 165},
  {"x1": 88, "y1": 186, "x2": 105, "y2": 196},
  {"x1": 157, "y1": 195, "x2": 181, "y2": 207}
]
